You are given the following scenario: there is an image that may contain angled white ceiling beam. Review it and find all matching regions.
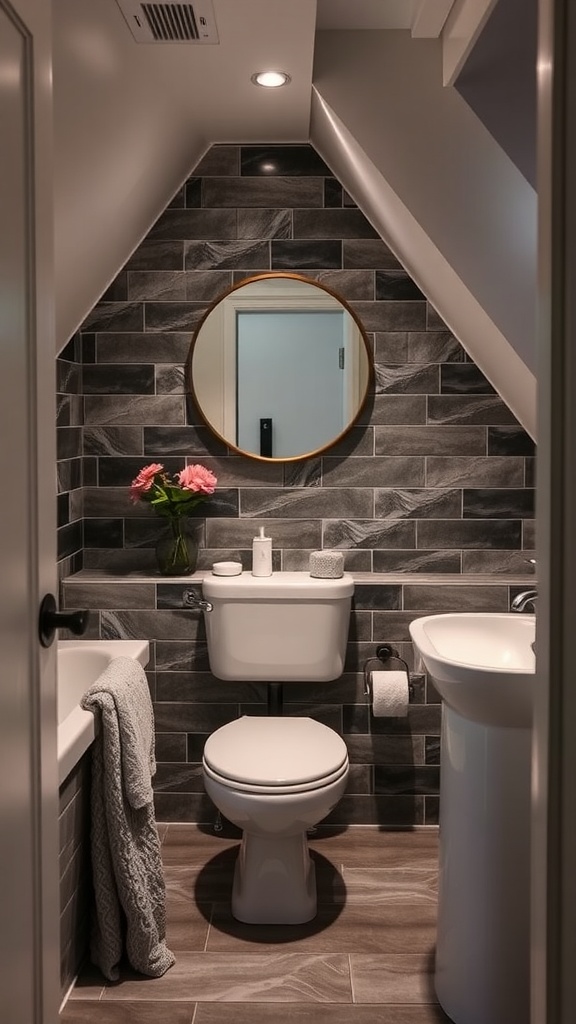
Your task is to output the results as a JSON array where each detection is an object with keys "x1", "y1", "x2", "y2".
[
  {"x1": 311, "y1": 88, "x2": 536, "y2": 438},
  {"x1": 441, "y1": 0, "x2": 498, "y2": 85},
  {"x1": 412, "y1": 0, "x2": 457, "y2": 38}
]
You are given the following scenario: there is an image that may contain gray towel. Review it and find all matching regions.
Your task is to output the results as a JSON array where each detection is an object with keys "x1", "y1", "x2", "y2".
[
  {"x1": 81, "y1": 656, "x2": 175, "y2": 981},
  {"x1": 83, "y1": 654, "x2": 156, "y2": 809}
]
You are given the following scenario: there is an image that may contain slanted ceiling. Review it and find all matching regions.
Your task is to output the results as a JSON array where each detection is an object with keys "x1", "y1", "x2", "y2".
[{"x1": 53, "y1": 0, "x2": 537, "y2": 438}]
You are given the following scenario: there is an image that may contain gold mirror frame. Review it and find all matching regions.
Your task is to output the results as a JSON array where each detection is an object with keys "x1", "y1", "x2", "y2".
[{"x1": 186, "y1": 272, "x2": 373, "y2": 463}]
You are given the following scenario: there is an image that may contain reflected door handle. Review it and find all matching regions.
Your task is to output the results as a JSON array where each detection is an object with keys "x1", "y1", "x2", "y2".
[
  {"x1": 260, "y1": 418, "x2": 272, "y2": 457},
  {"x1": 38, "y1": 593, "x2": 90, "y2": 648}
]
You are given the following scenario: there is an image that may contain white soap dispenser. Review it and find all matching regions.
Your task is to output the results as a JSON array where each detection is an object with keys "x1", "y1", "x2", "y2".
[{"x1": 252, "y1": 525, "x2": 272, "y2": 577}]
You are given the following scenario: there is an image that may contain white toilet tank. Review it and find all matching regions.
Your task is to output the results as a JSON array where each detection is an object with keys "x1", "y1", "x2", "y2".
[{"x1": 202, "y1": 571, "x2": 354, "y2": 681}]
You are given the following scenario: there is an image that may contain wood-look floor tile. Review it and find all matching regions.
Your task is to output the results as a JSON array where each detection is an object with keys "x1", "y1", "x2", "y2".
[
  {"x1": 163, "y1": 852, "x2": 237, "y2": 902},
  {"x1": 206, "y1": 901, "x2": 436, "y2": 954},
  {"x1": 308, "y1": 827, "x2": 439, "y2": 870},
  {"x1": 98, "y1": 952, "x2": 352, "y2": 1003},
  {"x1": 164, "y1": 848, "x2": 346, "y2": 914},
  {"x1": 67, "y1": 962, "x2": 106, "y2": 1000},
  {"x1": 165, "y1": 845, "x2": 347, "y2": 907},
  {"x1": 350, "y1": 952, "x2": 437, "y2": 1004},
  {"x1": 67, "y1": 827, "x2": 443, "y2": 1020},
  {"x1": 194, "y1": 1003, "x2": 452, "y2": 1023},
  {"x1": 312, "y1": 845, "x2": 345, "y2": 880},
  {"x1": 339, "y1": 867, "x2": 438, "y2": 904},
  {"x1": 60, "y1": 1000, "x2": 195, "y2": 1022},
  {"x1": 164, "y1": 897, "x2": 211, "y2": 951},
  {"x1": 161, "y1": 823, "x2": 240, "y2": 866}
]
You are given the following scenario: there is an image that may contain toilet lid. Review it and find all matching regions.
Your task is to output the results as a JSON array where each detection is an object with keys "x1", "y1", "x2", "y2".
[{"x1": 203, "y1": 716, "x2": 348, "y2": 787}]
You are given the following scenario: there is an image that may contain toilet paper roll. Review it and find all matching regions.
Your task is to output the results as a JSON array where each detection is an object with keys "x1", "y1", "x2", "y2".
[{"x1": 370, "y1": 670, "x2": 409, "y2": 717}]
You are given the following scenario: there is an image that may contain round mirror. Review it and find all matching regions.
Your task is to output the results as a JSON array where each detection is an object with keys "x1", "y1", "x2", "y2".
[{"x1": 187, "y1": 273, "x2": 372, "y2": 461}]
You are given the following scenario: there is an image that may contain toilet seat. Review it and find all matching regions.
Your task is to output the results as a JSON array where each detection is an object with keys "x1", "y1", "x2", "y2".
[
  {"x1": 203, "y1": 759, "x2": 349, "y2": 795},
  {"x1": 203, "y1": 716, "x2": 349, "y2": 794}
]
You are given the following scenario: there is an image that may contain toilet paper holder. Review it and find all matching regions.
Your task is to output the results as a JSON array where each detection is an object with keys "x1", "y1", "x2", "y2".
[{"x1": 363, "y1": 644, "x2": 414, "y2": 699}]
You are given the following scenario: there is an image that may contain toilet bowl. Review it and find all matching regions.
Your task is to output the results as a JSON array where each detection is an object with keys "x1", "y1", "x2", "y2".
[
  {"x1": 203, "y1": 715, "x2": 349, "y2": 923},
  {"x1": 199, "y1": 570, "x2": 354, "y2": 923}
]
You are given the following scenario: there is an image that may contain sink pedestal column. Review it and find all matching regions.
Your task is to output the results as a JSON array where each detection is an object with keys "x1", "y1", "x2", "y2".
[{"x1": 435, "y1": 706, "x2": 532, "y2": 1024}]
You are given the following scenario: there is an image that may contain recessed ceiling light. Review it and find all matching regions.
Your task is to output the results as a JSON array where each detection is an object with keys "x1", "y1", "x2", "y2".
[{"x1": 251, "y1": 71, "x2": 291, "y2": 88}]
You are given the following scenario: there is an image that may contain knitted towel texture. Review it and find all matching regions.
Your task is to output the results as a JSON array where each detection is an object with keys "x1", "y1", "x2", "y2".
[{"x1": 81, "y1": 656, "x2": 175, "y2": 981}]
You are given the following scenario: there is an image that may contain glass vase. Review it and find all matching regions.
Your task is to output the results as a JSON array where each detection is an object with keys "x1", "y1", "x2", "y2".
[{"x1": 155, "y1": 518, "x2": 199, "y2": 576}]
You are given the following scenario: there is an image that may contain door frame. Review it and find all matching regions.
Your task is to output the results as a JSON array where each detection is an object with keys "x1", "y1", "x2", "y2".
[
  {"x1": 0, "y1": 0, "x2": 59, "y2": 1021},
  {"x1": 533, "y1": 0, "x2": 576, "y2": 1020}
]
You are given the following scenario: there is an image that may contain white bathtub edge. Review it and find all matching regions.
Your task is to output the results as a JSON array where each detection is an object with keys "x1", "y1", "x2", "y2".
[
  {"x1": 57, "y1": 638, "x2": 150, "y2": 667},
  {"x1": 57, "y1": 640, "x2": 150, "y2": 786}
]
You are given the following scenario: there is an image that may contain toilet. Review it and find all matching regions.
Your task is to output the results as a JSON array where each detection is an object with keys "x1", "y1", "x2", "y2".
[{"x1": 200, "y1": 571, "x2": 354, "y2": 924}]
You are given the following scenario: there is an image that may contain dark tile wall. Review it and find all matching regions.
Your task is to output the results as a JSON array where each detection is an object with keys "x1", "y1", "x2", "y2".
[
  {"x1": 60, "y1": 575, "x2": 534, "y2": 826},
  {"x1": 57, "y1": 333, "x2": 84, "y2": 580},
  {"x1": 57, "y1": 143, "x2": 536, "y2": 826},
  {"x1": 56, "y1": 142, "x2": 536, "y2": 578},
  {"x1": 59, "y1": 756, "x2": 91, "y2": 997}
]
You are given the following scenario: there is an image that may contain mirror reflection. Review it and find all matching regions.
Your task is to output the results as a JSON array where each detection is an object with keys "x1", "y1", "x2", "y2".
[{"x1": 187, "y1": 274, "x2": 372, "y2": 461}]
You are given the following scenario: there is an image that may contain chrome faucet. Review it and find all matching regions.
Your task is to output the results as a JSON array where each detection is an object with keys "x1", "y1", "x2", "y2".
[
  {"x1": 183, "y1": 589, "x2": 213, "y2": 613},
  {"x1": 511, "y1": 590, "x2": 538, "y2": 612}
]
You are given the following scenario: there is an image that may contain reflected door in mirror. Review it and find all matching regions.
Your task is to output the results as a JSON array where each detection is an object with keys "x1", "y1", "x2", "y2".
[{"x1": 237, "y1": 310, "x2": 346, "y2": 458}]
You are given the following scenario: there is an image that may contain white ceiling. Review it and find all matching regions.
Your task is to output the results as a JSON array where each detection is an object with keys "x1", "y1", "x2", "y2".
[
  {"x1": 316, "y1": 0, "x2": 419, "y2": 30},
  {"x1": 80, "y1": 0, "x2": 455, "y2": 144},
  {"x1": 55, "y1": 0, "x2": 537, "y2": 439}
]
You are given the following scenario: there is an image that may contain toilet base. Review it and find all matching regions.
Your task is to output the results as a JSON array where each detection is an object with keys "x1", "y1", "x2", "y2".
[{"x1": 231, "y1": 830, "x2": 317, "y2": 924}]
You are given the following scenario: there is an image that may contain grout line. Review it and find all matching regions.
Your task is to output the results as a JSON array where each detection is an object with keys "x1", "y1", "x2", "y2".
[
  {"x1": 348, "y1": 952, "x2": 356, "y2": 1004},
  {"x1": 204, "y1": 903, "x2": 215, "y2": 952}
]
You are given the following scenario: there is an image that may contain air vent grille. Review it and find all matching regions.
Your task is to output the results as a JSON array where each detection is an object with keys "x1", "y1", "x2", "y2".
[
  {"x1": 142, "y1": 4, "x2": 198, "y2": 40},
  {"x1": 115, "y1": 0, "x2": 219, "y2": 43}
]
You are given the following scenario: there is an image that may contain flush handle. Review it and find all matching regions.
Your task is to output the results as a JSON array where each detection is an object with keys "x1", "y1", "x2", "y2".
[{"x1": 38, "y1": 593, "x2": 90, "y2": 648}]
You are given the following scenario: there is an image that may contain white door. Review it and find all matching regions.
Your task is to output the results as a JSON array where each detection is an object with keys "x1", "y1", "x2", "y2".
[{"x1": 0, "y1": 1, "x2": 59, "y2": 1022}]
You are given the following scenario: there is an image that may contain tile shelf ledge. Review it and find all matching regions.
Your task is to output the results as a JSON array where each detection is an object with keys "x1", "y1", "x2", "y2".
[{"x1": 61, "y1": 569, "x2": 537, "y2": 587}]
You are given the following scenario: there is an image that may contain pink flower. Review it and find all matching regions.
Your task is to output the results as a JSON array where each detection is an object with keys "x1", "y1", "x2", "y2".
[
  {"x1": 178, "y1": 464, "x2": 217, "y2": 495},
  {"x1": 130, "y1": 462, "x2": 164, "y2": 502},
  {"x1": 128, "y1": 460, "x2": 216, "y2": 517}
]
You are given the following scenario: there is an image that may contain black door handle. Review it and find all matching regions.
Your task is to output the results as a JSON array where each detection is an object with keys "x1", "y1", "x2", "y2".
[{"x1": 39, "y1": 593, "x2": 90, "y2": 648}]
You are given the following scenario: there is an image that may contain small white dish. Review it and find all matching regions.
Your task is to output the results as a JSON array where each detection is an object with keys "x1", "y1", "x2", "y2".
[{"x1": 212, "y1": 561, "x2": 243, "y2": 576}]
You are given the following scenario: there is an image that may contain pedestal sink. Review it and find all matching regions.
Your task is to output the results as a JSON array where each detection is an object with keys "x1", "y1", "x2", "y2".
[{"x1": 409, "y1": 613, "x2": 535, "y2": 1024}]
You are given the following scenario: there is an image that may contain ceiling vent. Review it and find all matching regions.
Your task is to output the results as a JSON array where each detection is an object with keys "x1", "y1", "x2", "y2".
[{"x1": 115, "y1": 0, "x2": 219, "y2": 43}]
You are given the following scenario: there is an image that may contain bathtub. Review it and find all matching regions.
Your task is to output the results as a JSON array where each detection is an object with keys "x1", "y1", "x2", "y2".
[{"x1": 57, "y1": 639, "x2": 150, "y2": 785}]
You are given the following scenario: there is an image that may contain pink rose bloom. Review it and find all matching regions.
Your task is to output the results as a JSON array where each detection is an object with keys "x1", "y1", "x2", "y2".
[
  {"x1": 178, "y1": 464, "x2": 217, "y2": 495},
  {"x1": 130, "y1": 462, "x2": 164, "y2": 501}
]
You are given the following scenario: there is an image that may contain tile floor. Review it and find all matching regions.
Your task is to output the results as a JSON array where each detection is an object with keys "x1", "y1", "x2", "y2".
[{"x1": 61, "y1": 824, "x2": 451, "y2": 1023}]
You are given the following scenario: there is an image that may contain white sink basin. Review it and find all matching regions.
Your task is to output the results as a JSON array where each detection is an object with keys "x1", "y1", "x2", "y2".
[
  {"x1": 410, "y1": 612, "x2": 535, "y2": 1023},
  {"x1": 409, "y1": 612, "x2": 535, "y2": 728}
]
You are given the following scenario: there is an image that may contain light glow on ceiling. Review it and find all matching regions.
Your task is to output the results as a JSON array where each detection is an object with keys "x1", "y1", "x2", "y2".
[{"x1": 251, "y1": 71, "x2": 291, "y2": 88}]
